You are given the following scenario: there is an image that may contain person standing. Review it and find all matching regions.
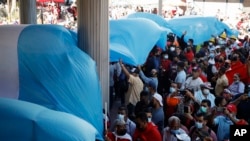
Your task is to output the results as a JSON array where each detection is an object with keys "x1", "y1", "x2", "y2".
[{"x1": 119, "y1": 59, "x2": 144, "y2": 121}]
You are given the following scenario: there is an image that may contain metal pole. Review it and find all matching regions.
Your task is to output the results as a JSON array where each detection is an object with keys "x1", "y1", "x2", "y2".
[{"x1": 19, "y1": 0, "x2": 37, "y2": 24}]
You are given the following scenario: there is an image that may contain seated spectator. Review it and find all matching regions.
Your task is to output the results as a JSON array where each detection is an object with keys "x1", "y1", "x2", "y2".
[{"x1": 163, "y1": 116, "x2": 191, "y2": 141}]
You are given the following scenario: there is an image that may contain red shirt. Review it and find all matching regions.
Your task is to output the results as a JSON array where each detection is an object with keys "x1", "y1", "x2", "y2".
[
  {"x1": 133, "y1": 122, "x2": 162, "y2": 141},
  {"x1": 185, "y1": 51, "x2": 194, "y2": 63}
]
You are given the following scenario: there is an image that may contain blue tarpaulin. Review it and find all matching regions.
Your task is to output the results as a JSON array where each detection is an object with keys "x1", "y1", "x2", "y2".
[
  {"x1": 17, "y1": 25, "x2": 103, "y2": 140},
  {"x1": 110, "y1": 18, "x2": 169, "y2": 66},
  {"x1": 0, "y1": 97, "x2": 99, "y2": 141}
]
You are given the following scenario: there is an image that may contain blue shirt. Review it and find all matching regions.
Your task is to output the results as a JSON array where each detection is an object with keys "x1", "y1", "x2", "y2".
[{"x1": 214, "y1": 115, "x2": 233, "y2": 141}]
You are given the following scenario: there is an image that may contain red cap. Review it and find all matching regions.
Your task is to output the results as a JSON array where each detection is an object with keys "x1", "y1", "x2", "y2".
[
  {"x1": 236, "y1": 119, "x2": 248, "y2": 125},
  {"x1": 226, "y1": 104, "x2": 237, "y2": 113}
]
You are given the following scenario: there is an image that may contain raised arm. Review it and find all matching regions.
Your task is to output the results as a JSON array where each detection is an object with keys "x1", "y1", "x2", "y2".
[{"x1": 119, "y1": 59, "x2": 130, "y2": 79}]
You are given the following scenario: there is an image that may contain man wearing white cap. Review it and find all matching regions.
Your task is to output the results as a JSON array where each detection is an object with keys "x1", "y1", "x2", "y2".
[{"x1": 151, "y1": 93, "x2": 164, "y2": 133}]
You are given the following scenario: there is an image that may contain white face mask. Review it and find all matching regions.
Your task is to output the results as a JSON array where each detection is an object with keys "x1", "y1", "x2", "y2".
[
  {"x1": 169, "y1": 87, "x2": 176, "y2": 93},
  {"x1": 117, "y1": 114, "x2": 124, "y2": 121},
  {"x1": 170, "y1": 47, "x2": 175, "y2": 51},
  {"x1": 209, "y1": 42, "x2": 213, "y2": 46},
  {"x1": 164, "y1": 55, "x2": 168, "y2": 59},
  {"x1": 195, "y1": 122, "x2": 203, "y2": 129},
  {"x1": 203, "y1": 89, "x2": 210, "y2": 95},
  {"x1": 148, "y1": 117, "x2": 152, "y2": 122}
]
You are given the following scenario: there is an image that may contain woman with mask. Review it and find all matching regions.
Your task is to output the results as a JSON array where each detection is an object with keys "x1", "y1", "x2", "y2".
[{"x1": 105, "y1": 119, "x2": 132, "y2": 141}]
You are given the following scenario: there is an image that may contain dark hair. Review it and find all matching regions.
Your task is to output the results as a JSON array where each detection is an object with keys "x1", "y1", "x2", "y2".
[
  {"x1": 214, "y1": 96, "x2": 224, "y2": 107},
  {"x1": 189, "y1": 39, "x2": 194, "y2": 44},
  {"x1": 201, "y1": 99, "x2": 211, "y2": 107},
  {"x1": 118, "y1": 106, "x2": 128, "y2": 114},
  {"x1": 143, "y1": 107, "x2": 152, "y2": 114},
  {"x1": 140, "y1": 90, "x2": 149, "y2": 97},
  {"x1": 136, "y1": 112, "x2": 148, "y2": 122}
]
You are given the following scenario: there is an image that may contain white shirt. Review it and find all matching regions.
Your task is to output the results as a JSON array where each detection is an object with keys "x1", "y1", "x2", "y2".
[
  {"x1": 175, "y1": 70, "x2": 187, "y2": 90},
  {"x1": 194, "y1": 90, "x2": 216, "y2": 107},
  {"x1": 184, "y1": 77, "x2": 204, "y2": 92}
]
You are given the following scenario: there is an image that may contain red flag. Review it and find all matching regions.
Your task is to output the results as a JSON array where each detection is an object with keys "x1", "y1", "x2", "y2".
[{"x1": 225, "y1": 64, "x2": 248, "y2": 85}]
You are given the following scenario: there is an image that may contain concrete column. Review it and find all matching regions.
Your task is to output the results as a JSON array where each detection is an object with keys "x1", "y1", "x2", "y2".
[
  {"x1": 19, "y1": 0, "x2": 37, "y2": 24},
  {"x1": 77, "y1": 0, "x2": 109, "y2": 110},
  {"x1": 158, "y1": 0, "x2": 162, "y2": 16}
]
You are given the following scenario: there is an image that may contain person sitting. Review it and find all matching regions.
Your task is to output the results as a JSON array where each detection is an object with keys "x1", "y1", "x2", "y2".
[{"x1": 105, "y1": 119, "x2": 132, "y2": 141}]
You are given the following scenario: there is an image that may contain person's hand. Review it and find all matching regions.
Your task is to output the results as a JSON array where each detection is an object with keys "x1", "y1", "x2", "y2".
[
  {"x1": 240, "y1": 94, "x2": 248, "y2": 101},
  {"x1": 137, "y1": 65, "x2": 141, "y2": 70},
  {"x1": 183, "y1": 30, "x2": 187, "y2": 35},
  {"x1": 119, "y1": 58, "x2": 123, "y2": 66},
  {"x1": 223, "y1": 108, "x2": 230, "y2": 116}
]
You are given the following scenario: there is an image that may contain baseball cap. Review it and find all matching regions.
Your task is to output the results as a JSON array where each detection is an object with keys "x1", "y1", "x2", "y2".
[
  {"x1": 200, "y1": 82, "x2": 213, "y2": 90},
  {"x1": 192, "y1": 66, "x2": 200, "y2": 72},
  {"x1": 148, "y1": 81, "x2": 157, "y2": 90},
  {"x1": 153, "y1": 93, "x2": 163, "y2": 106},
  {"x1": 226, "y1": 104, "x2": 237, "y2": 113}
]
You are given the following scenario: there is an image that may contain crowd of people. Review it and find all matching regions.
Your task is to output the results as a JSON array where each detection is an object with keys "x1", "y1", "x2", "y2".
[{"x1": 107, "y1": 27, "x2": 250, "y2": 141}]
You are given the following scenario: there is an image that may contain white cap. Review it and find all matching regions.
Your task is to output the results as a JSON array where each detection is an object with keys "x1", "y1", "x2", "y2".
[
  {"x1": 153, "y1": 93, "x2": 163, "y2": 106},
  {"x1": 176, "y1": 133, "x2": 191, "y2": 141}
]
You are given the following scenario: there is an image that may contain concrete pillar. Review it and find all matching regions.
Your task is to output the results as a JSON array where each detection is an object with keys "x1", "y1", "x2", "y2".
[
  {"x1": 158, "y1": 0, "x2": 162, "y2": 16},
  {"x1": 19, "y1": 0, "x2": 37, "y2": 24},
  {"x1": 77, "y1": 0, "x2": 109, "y2": 110}
]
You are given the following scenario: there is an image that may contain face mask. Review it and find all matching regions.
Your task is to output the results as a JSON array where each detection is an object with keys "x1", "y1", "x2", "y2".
[
  {"x1": 235, "y1": 80, "x2": 239, "y2": 83},
  {"x1": 117, "y1": 114, "x2": 124, "y2": 121},
  {"x1": 218, "y1": 38, "x2": 226, "y2": 45},
  {"x1": 195, "y1": 122, "x2": 203, "y2": 129},
  {"x1": 202, "y1": 89, "x2": 210, "y2": 95},
  {"x1": 163, "y1": 55, "x2": 168, "y2": 59},
  {"x1": 209, "y1": 42, "x2": 213, "y2": 46},
  {"x1": 209, "y1": 53, "x2": 215, "y2": 58},
  {"x1": 200, "y1": 106, "x2": 207, "y2": 113},
  {"x1": 169, "y1": 87, "x2": 176, "y2": 93},
  {"x1": 148, "y1": 117, "x2": 152, "y2": 122},
  {"x1": 170, "y1": 129, "x2": 180, "y2": 135},
  {"x1": 116, "y1": 129, "x2": 127, "y2": 136},
  {"x1": 170, "y1": 47, "x2": 175, "y2": 51}
]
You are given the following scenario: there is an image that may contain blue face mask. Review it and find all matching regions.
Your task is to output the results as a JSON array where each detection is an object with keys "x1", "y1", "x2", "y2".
[
  {"x1": 169, "y1": 87, "x2": 176, "y2": 93},
  {"x1": 195, "y1": 122, "x2": 203, "y2": 129},
  {"x1": 170, "y1": 129, "x2": 180, "y2": 135},
  {"x1": 200, "y1": 106, "x2": 207, "y2": 113}
]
